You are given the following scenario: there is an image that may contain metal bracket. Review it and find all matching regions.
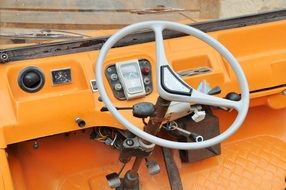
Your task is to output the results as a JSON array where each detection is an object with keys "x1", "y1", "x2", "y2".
[{"x1": 120, "y1": 137, "x2": 155, "y2": 163}]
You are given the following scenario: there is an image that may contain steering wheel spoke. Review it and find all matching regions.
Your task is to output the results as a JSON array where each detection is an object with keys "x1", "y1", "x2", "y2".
[{"x1": 152, "y1": 25, "x2": 169, "y2": 67}]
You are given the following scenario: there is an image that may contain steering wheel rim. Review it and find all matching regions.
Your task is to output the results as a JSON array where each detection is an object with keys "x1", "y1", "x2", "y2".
[{"x1": 96, "y1": 21, "x2": 249, "y2": 150}]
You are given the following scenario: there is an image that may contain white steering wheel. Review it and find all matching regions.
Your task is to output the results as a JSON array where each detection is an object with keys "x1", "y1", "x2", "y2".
[{"x1": 96, "y1": 21, "x2": 249, "y2": 150}]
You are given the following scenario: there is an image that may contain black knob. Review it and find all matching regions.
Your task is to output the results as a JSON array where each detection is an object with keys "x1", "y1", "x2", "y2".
[
  {"x1": 132, "y1": 102, "x2": 156, "y2": 118},
  {"x1": 208, "y1": 86, "x2": 221, "y2": 95},
  {"x1": 23, "y1": 71, "x2": 41, "y2": 88},
  {"x1": 18, "y1": 67, "x2": 45, "y2": 93},
  {"x1": 225, "y1": 92, "x2": 241, "y2": 101},
  {"x1": 75, "y1": 117, "x2": 86, "y2": 128}
]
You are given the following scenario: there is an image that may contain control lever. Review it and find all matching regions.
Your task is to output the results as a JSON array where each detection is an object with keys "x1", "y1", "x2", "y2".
[
  {"x1": 132, "y1": 102, "x2": 155, "y2": 118},
  {"x1": 219, "y1": 92, "x2": 241, "y2": 111},
  {"x1": 164, "y1": 122, "x2": 218, "y2": 154},
  {"x1": 183, "y1": 129, "x2": 218, "y2": 154},
  {"x1": 225, "y1": 92, "x2": 241, "y2": 101},
  {"x1": 100, "y1": 106, "x2": 132, "y2": 112},
  {"x1": 101, "y1": 102, "x2": 156, "y2": 119},
  {"x1": 204, "y1": 86, "x2": 240, "y2": 112},
  {"x1": 164, "y1": 122, "x2": 204, "y2": 141},
  {"x1": 208, "y1": 86, "x2": 221, "y2": 95}
]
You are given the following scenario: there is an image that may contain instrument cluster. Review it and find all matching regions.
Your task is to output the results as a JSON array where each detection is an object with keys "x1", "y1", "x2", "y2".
[{"x1": 105, "y1": 59, "x2": 153, "y2": 100}]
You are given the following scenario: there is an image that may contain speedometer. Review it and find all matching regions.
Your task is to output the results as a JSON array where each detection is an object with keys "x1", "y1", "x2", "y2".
[{"x1": 116, "y1": 59, "x2": 146, "y2": 99}]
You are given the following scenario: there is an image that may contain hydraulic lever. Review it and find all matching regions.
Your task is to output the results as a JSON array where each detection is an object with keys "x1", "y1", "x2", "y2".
[
  {"x1": 163, "y1": 121, "x2": 218, "y2": 155},
  {"x1": 100, "y1": 106, "x2": 132, "y2": 112}
]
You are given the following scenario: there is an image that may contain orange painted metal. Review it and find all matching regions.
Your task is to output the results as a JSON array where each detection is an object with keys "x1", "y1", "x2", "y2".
[
  {"x1": 0, "y1": 20, "x2": 285, "y2": 189},
  {"x1": 6, "y1": 106, "x2": 286, "y2": 190}
]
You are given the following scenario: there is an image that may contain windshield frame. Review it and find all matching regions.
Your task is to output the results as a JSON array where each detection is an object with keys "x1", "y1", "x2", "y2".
[{"x1": 1, "y1": 9, "x2": 285, "y2": 64}]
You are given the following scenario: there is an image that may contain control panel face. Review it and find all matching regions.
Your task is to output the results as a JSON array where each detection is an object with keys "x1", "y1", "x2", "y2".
[
  {"x1": 51, "y1": 68, "x2": 72, "y2": 85},
  {"x1": 105, "y1": 59, "x2": 153, "y2": 100}
]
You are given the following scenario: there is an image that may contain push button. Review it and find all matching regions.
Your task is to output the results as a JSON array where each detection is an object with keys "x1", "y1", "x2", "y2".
[{"x1": 141, "y1": 67, "x2": 150, "y2": 75}]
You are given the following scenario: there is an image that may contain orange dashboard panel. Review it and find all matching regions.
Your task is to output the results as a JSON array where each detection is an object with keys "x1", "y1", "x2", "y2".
[{"x1": 0, "y1": 20, "x2": 285, "y2": 147}]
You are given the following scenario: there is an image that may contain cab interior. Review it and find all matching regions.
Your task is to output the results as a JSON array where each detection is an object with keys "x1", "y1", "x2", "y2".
[{"x1": 0, "y1": 9, "x2": 285, "y2": 190}]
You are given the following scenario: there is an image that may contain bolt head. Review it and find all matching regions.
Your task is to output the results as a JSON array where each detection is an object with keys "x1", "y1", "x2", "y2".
[
  {"x1": 107, "y1": 67, "x2": 112, "y2": 73},
  {"x1": 0, "y1": 53, "x2": 8, "y2": 61},
  {"x1": 126, "y1": 139, "x2": 134, "y2": 146},
  {"x1": 33, "y1": 141, "x2": 39, "y2": 149}
]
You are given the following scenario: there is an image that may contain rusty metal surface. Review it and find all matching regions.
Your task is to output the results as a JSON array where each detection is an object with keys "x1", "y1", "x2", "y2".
[
  {"x1": 162, "y1": 147, "x2": 184, "y2": 190},
  {"x1": 177, "y1": 107, "x2": 221, "y2": 163}
]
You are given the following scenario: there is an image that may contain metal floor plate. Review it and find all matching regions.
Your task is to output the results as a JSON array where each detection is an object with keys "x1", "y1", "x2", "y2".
[
  {"x1": 180, "y1": 136, "x2": 286, "y2": 190},
  {"x1": 57, "y1": 136, "x2": 286, "y2": 190}
]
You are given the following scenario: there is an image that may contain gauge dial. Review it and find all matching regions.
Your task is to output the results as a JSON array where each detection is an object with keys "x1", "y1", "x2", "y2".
[
  {"x1": 51, "y1": 68, "x2": 72, "y2": 85},
  {"x1": 116, "y1": 60, "x2": 146, "y2": 99}
]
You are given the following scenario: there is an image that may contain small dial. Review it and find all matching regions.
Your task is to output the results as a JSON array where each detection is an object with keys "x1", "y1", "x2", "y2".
[{"x1": 51, "y1": 68, "x2": 71, "y2": 85}]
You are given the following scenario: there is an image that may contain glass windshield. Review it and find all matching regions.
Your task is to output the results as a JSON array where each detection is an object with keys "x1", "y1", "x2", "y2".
[{"x1": 1, "y1": 0, "x2": 285, "y2": 48}]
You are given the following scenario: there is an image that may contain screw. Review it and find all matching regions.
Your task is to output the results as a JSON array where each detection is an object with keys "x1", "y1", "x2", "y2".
[
  {"x1": 33, "y1": 141, "x2": 39, "y2": 149},
  {"x1": 140, "y1": 60, "x2": 149, "y2": 65},
  {"x1": 126, "y1": 139, "x2": 134, "y2": 146},
  {"x1": 107, "y1": 67, "x2": 112, "y2": 73},
  {"x1": 0, "y1": 52, "x2": 8, "y2": 61}
]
